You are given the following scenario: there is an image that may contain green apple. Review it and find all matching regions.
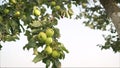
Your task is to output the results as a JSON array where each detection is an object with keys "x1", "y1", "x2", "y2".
[
  {"x1": 9, "y1": 0, "x2": 16, "y2": 4},
  {"x1": 33, "y1": 9, "x2": 41, "y2": 16},
  {"x1": 45, "y1": 37, "x2": 53, "y2": 44},
  {"x1": 52, "y1": 50, "x2": 60, "y2": 58},
  {"x1": 4, "y1": 9, "x2": 9, "y2": 14},
  {"x1": 55, "y1": 5, "x2": 61, "y2": 10},
  {"x1": 45, "y1": 45, "x2": 52, "y2": 54},
  {"x1": 38, "y1": 32, "x2": 47, "y2": 42},
  {"x1": 50, "y1": 1, "x2": 56, "y2": 6},
  {"x1": 46, "y1": 28, "x2": 54, "y2": 37},
  {"x1": 14, "y1": 11, "x2": 20, "y2": 17},
  {"x1": 22, "y1": 15, "x2": 27, "y2": 21},
  {"x1": 82, "y1": 3, "x2": 87, "y2": 8}
]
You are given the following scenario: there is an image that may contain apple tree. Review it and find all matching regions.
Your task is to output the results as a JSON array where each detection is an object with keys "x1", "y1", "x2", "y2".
[{"x1": 0, "y1": 0, "x2": 120, "y2": 68}]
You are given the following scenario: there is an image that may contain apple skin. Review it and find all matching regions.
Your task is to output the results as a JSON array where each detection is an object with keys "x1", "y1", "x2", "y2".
[
  {"x1": 82, "y1": 3, "x2": 87, "y2": 8},
  {"x1": 22, "y1": 15, "x2": 27, "y2": 21},
  {"x1": 46, "y1": 28, "x2": 54, "y2": 37},
  {"x1": 38, "y1": 32, "x2": 47, "y2": 42},
  {"x1": 52, "y1": 50, "x2": 60, "y2": 58},
  {"x1": 55, "y1": 5, "x2": 61, "y2": 10},
  {"x1": 45, "y1": 45, "x2": 52, "y2": 54},
  {"x1": 33, "y1": 9, "x2": 41, "y2": 16},
  {"x1": 14, "y1": 11, "x2": 20, "y2": 17},
  {"x1": 9, "y1": 0, "x2": 16, "y2": 4},
  {"x1": 45, "y1": 37, "x2": 53, "y2": 44},
  {"x1": 4, "y1": 9, "x2": 9, "y2": 14},
  {"x1": 51, "y1": 1, "x2": 56, "y2": 6}
]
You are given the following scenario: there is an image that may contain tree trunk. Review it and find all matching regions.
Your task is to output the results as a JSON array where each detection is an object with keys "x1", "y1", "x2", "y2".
[{"x1": 100, "y1": 0, "x2": 120, "y2": 37}]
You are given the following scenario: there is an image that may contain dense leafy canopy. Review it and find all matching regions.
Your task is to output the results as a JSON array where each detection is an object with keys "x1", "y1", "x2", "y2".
[{"x1": 0, "y1": 0, "x2": 120, "y2": 68}]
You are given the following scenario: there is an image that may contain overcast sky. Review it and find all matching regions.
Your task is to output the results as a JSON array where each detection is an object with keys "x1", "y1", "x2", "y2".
[{"x1": 0, "y1": 0, "x2": 120, "y2": 67}]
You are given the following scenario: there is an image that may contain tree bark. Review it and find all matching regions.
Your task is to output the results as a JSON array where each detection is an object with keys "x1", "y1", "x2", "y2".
[{"x1": 100, "y1": 0, "x2": 120, "y2": 37}]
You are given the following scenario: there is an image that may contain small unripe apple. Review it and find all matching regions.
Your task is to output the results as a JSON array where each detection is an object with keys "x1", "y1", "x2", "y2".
[
  {"x1": 46, "y1": 28, "x2": 54, "y2": 37},
  {"x1": 14, "y1": 11, "x2": 20, "y2": 17},
  {"x1": 9, "y1": 0, "x2": 16, "y2": 4},
  {"x1": 38, "y1": 32, "x2": 47, "y2": 42},
  {"x1": 52, "y1": 50, "x2": 60, "y2": 58},
  {"x1": 45, "y1": 37, "x2": 53, "y2": 44},
  {"x1": 4, "y1": 9, "x2": 9, "y2": 14},
  {"x1": 33, "y1": 9, "x2": 41, "y2": 16},
  {"x1": 22, "y1": 15, "x2": 27, "y2": 21},
  {"x1": 82, "y1": 3, "x2": 87, "y2": 8},
  {"x1": 50, "y1": 1, "x2": 56, "y2": 6},
  {"x1": 55, "y1": 5, "x2": 61, "y2": 10},
  {"x1": 45, "y1": 45, "x2": 52, "y2": 54}
]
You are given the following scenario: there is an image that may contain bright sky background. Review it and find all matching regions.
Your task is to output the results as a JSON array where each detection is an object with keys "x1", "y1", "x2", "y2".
[{"x1": 0, "y1": 0, "x2": 120, "y2": 67}]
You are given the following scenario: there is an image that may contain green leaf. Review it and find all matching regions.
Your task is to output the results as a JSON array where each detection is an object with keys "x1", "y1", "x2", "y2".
[
  {"x1": 31, "y1": 29, "x2": 40, "y2": 34},
  {"x1": 61, "y1": 43, "x2": 69, "y2": 53},
  {"x1": 23, "y1": 39, "x2": 36, "y2": 50},
  {"x1": 46, "y1": 60, "x2": 51, "y2": 68},
  {"x1": 23, "y1": 35, "x2": 38, "y2": 50},
  {"x1": 24, "y1": 30, "x2": 32, "y2": 41},
  {"x1": 53, "y1": 28, "x2": 60, "y2": 38},
  {"x1": 4, "y1": 35, "x2": 19, "y2": 41},
  {"x1": 52, "y1": 59, "x2": 61, "y2": 68},
  {"x1": 0, "y1": 44, "x2": 2, "y2": 50},
  {"x1": 32, "y1": 53, "x2": 46, "y2": 63},
  {"x1": 42, "y1": 57, "x2": 51, "y2": 68},
  {"x1": 59, "y1": 51, "x2": 65, "y2": 59},
  {"x1": 30, "y1": 20, "x2": 42, "y2": 27}
]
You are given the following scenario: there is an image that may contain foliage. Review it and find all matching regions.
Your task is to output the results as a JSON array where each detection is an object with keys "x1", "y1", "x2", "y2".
[
  {"x1": 0, "y1": 0, "x2": 120, "y2": 68},
  {"x1": 0, "y1": 0, "x2": 71, "y2": 67}
]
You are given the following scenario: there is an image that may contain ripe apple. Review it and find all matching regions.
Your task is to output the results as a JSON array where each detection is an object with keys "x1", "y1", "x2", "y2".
[
  {"x1": 55, "y1": 5, "x2": 61, "y2": 10},
  {"x1": 9, "y1": 0, "x2": 16, "y2": 4},
  {"x1": 50, "y1": 1, "x2": 56, "y2": 6},
  {"x1": 52, "y1": 50, "x2": 60, "y2": 58},
  {"x1": 4, "y1": 9, "x2": 9, "y2": 14},
  {"x1": 45, "y1": 37, "x2": 53, "y2": 44},
  {"x1": 14, "y1": 11, "x2": 20, "y2": 17},
  {"x1": 33, "y1": 9, "x2": 41, "y2": 16},
  {"x1": 46, "y1": 28, "x2": 54, "y2": 37},
  {"x1": 45, "y1": 45, "x2": 52, "y2": 54},
  {"x1": 38, "y1": 32, "x2": 47, "y2": 42}
]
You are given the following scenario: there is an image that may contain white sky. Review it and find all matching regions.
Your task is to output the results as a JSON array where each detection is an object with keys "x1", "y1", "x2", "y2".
[{"x1": 0, "y1": 0, "x2": 120, "y2": 67}]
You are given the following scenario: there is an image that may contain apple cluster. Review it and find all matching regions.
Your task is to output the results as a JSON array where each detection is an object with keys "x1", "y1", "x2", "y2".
[
  {"x1": 38, "y1": 28, "x2": 54, "y2": 44},
  {"x1": 50, "y1": 1, "x2": 61, "y2": 11},
  {"x1": 6, "y1": 0, "x2": 69, "y2": 67},
  {"x1": 37, "y1": 28, "x2": 60, "y2": 58}
]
